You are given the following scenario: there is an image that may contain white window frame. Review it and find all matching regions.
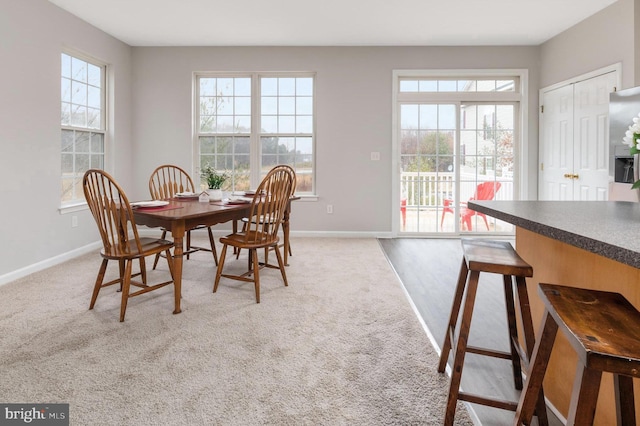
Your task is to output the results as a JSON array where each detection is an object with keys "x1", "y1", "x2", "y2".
[
  {"x1": 193, "y1": 72, "x2": 316, "y2": 196},
  {"x1": 391, "y1": 69, "x2": 529, "y2": 235},
  {"x1": 60, "y1": 50, "x2": 107, "y2": 212}
]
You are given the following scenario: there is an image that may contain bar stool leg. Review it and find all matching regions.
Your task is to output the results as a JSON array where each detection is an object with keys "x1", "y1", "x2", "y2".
[
  {"x1": 615, "y1": 375, "x2": 636, "y2": 426},
  {"x1": 515, "y1": 276, "x2": 536, "y2": 357},
  {"x1": 438, "y1": 259, "x2": 469, "y2": 373},
  {"x1": 503, "y1": 274, "x2": 523, "y2": 389},
  {"x1": 567, "y1": 365, "x2": 602, "y2": 425},
  {"x1": 515, "y1": 276, "x2": 549, "y2": 426},
  {"x1": 515, "y1": 310, "x2": 558, "y2": 425},
  {"x1": 444, "y1": 269, "x2": 480, "y2": 426}
]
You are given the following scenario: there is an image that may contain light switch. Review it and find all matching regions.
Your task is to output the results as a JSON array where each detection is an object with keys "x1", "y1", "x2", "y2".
[{"x1": 371, "y1": 152, "x2": 380, "y2": 161}]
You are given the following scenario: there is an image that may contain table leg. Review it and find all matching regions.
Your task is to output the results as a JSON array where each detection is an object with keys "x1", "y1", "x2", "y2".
[
  {"x1": 283, "y1": 206, "x2": 291, "y2": 266},
  {"x1": 232, "y1": 219, "x2": 239, "y2": 256},
  {"x1": 172, "y1": 225, "x2": 185, "y2": 314}
]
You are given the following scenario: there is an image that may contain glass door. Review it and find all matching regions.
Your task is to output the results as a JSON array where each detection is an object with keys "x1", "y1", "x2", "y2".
[
  {"x1": 458, "y1": 103, "x2": 515, "y2": 232},
  {"x1": 399, "y1": 102, "x2": 516, "y2": 234},
  {"x1": 400, "y1": 103, "x2": 456, "y2": 233}
]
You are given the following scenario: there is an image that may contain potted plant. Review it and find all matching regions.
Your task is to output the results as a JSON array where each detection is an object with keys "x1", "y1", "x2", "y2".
[{"x1": 201, "y1": 165, "x2": 228, "y2": 201}]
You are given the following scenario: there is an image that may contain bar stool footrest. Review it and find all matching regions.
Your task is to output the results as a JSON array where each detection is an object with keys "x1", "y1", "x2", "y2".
[
  {"x1": 466, "y1": 345, "x2": 512, "y2": 360},
  {"x1": 458, "y1": 391, "x2": 518, "y2": 412}
]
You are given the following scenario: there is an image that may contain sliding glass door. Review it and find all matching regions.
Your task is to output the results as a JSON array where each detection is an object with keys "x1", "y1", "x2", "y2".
[
  {"x1": 395, "y1": 73, "x2": 522, "y2": 235},
  {"x1": 400, "y1": 103, "x2": 456, "y2": 233},
  {"x1": 458, "y1": 103, "x2": 515, "y2": 232}
]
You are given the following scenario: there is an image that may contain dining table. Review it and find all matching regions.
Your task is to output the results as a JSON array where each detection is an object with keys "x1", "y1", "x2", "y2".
[{"x1": 132, "y1": 195, "x2": 297, "y2": 315}]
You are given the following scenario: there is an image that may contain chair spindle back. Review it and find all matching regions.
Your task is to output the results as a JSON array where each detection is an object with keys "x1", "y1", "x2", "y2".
[
  {"x1": 243, "y1": 165, "x2": 294, "y2": 245},
  {"x1": 83, "y1": 169, "x2": 141, "y2": 256},
  {"x1": 149, "y1": 164, "x2": 196, "y2": 200}
]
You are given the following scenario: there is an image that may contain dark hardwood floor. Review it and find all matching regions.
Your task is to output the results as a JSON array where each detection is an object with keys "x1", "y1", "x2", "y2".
[{"x1": 378, "y1": 238, "x2": 562, "y2": 426}]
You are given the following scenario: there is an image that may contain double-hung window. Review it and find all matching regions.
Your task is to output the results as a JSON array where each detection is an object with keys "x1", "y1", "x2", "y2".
[
  {"x1": 60, "y1": 52, "x2": 106, "y2": 206},
  {"x1": 195, "y1": 73, "x2": 315, "y2": 194}
]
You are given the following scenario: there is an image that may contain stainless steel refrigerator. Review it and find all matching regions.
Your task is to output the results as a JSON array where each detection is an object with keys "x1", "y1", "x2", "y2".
[
  {"x1": 610, "y1": 86, "x2": 640, "y2": 183},
  {"x1": 609, "y1": 86, "x2": 640, "y2": 201}
]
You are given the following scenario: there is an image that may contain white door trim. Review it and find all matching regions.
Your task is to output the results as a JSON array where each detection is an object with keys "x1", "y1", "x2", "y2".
[
  {"x1": 539, "y1": 63, "x2": 622, "y2": 94},
  {"x1": 391, "y1": 69, "x2": 528, "y2": 236},
  {"x1": 538, "y1": 63, "x2": 622, "y2": 200}
]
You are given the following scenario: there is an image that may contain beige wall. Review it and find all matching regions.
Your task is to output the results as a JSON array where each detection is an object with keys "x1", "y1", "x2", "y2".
[
  {"x1": 540, "y1": 0, "x2": 635, "y2": 89},
  {"x1": 0, "y1": 0, "x2": 132, "y2": 279},
  {"x1": 130, "y1": 46, "x2": 541, "y2": 233}
]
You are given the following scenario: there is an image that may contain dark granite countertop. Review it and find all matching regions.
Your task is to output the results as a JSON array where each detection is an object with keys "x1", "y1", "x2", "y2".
[{"x1": 469, "y1": 201, "x2": 640, "y2": 269}]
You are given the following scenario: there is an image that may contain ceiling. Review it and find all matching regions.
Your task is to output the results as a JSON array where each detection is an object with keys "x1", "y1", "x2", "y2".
[{"x1": 49, "y1": 0, "x2": 619, "y2": 47}]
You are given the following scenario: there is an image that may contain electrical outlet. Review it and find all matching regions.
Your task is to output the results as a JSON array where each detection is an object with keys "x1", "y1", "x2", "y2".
[
  {"x1": 71, "y1": 215, "x2": 78, "y2": 228},
  {"x1": 327, "y1": 204, "x2": 333, "y2": 214},
  {"x1": 370, "y1": 151, "x2": 380, "y2": 161}
]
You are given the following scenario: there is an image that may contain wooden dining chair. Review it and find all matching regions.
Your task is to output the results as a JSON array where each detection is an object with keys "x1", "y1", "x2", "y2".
[
  {"x1": 83, "y1": 169, "x2": 175, "y2": 322},
  {"x1": 149, "y1": 164, "x2": 218, "y2": 268},
  {"x1": 213, "y1": 165, "x2": 295, "y2": 303},
  {"x1": 235, "y1": 165, "x2": 297, "y2": 263}
]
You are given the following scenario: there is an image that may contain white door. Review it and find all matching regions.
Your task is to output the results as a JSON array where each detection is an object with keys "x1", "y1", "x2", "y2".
[
  {"x1": 539, "y1": 71, "x2": 617, "y2": 200},
  {"x1": 573, "y1": 75, "x2": 615, "y2": 200},
  {"x1": 539, "y1": 84, "x2": 573, "y2": 200}
]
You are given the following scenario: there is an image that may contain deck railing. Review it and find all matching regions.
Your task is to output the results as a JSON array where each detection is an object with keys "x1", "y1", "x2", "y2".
[{"x1": 400, "y1": 172, "x2": 513, "y2": 207}]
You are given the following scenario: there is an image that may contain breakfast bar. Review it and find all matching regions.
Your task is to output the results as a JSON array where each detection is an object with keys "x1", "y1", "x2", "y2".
[{"x1": 469, "y1": 200, "x2": 640, "y2": 424}]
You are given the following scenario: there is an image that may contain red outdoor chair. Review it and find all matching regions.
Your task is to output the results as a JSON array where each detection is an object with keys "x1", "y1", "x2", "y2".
[
  {"x1": 400, "y1": 197, "x2": 407, "y2": 230},
  {"x1": 440, "y1": 181, "x2": 502, "y2": 231}
]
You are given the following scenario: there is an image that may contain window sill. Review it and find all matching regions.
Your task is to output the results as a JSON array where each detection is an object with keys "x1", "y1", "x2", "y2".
[{"x1": 59, "y1": 202, "x2": 89, "y2": 215}]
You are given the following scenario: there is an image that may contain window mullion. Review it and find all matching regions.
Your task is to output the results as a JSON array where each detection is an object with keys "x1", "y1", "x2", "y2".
[{"x1": 251, "y1": 73, "x2": 261, "y2": 189}]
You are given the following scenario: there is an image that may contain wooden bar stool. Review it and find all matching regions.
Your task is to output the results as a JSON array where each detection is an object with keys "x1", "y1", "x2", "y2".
[
  {"x1": 438, "y1": 239, "x2": 548, "y2": 426},
  {"x1": 515, "y1": 283, "x2": 640, "y2": 425}
]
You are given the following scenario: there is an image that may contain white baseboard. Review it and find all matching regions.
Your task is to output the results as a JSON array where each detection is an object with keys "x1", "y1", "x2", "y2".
[
  {"x1": 0, "y1": 241, "x2": 102, "y2": 287},
  {"x1": 139, "y1": 228, "x2": 394, "y2": 239},
  {"x1": 0, "y1": 231, "x2": 391, "y2": 287},
  {"x1": 546, "y1": 400, "x2": 567, "y2": 425},
  {"x1": 283, "y1": 230, "x2": 394, "y2": 238}
]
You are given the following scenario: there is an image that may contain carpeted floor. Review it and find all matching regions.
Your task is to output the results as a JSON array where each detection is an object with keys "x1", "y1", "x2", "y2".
[{"x1": 0, "y1": 237, "x2": 473, "y2": 425}]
